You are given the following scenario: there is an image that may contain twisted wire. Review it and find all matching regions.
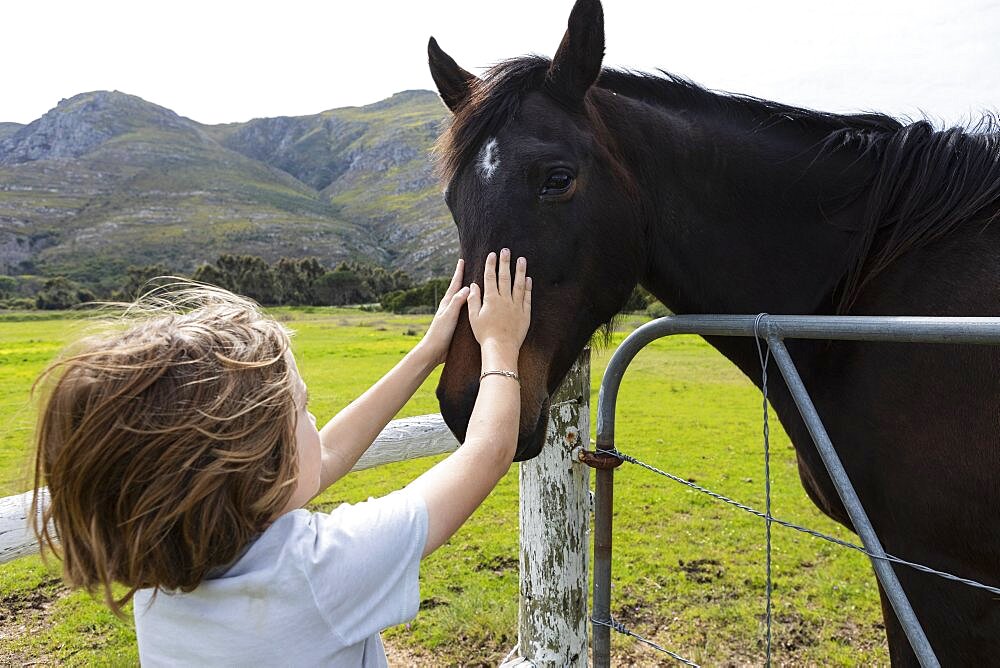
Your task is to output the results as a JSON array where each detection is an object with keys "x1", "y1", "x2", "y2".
[
  {"x1": 591, "y1": 617, "x2": 701, "y2": 667},
  {"x1": 753, "y1": 313, "x2": 774, "y2": 666}
]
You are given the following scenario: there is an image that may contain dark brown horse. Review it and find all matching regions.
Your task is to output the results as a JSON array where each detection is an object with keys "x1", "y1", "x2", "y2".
[{"x1": 428, "y1": 0, "x2": 1000, "y2": 664}]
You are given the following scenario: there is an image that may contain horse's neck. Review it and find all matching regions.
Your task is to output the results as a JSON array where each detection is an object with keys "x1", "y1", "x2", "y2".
[{"x1": 599, "y1": 92, "x2": 871, "y2": 318}]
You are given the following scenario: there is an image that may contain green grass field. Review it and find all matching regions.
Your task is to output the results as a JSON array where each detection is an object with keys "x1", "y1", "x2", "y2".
[{"x1": 0, "y1": 309, "x2": 888, "y2": 665}]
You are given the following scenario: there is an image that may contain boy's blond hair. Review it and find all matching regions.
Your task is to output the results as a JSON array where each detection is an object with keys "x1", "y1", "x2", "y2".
[{"x1": 31, "y1": 282, "x2": 300, "y2": 616}]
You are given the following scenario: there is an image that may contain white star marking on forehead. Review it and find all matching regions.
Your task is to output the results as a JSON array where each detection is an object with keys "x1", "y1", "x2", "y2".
[{"x1": 477, "y1": 137, "x2": 500, "y2": 181}]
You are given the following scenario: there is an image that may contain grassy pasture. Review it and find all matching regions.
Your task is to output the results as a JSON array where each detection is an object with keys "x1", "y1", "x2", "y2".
[{"x1": 0, "y1": 308, "x2": 887, "y2": 665}]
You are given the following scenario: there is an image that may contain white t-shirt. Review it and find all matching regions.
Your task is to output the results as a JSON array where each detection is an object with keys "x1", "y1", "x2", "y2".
[{"x1": 133, "y1": 491, "x2": 428, "y2": 667}]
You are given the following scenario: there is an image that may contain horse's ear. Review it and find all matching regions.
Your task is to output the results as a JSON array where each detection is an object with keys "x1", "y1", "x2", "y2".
[
  {"x1": 428, "y1": 37, "x2": 477, "y2": 113},
  {"x1": 545, "y1": 0, "x2": 605, "y2": 108}
]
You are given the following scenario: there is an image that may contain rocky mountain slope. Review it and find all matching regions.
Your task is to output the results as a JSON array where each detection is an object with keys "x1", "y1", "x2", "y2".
[
  {"x1": 0, "y1": 89, "x2": 456, "y2": 286},
  {"x1": 0, "y1": 123, "x2": 23, "y2": 141}
]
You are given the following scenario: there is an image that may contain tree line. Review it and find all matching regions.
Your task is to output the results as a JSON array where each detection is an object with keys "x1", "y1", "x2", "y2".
[
  {"x1": 1, "y1": 255, "x2": 663, "y2": 316},
  {"x1": 188, "y1": 256, "x2": 412, "y2": 307},
  {"x1": 0, "y1": 255, "x2": 445, "y2": 313}
]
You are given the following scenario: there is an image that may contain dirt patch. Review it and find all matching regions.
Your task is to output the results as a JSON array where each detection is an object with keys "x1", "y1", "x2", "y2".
[
  {"x1": 384, "y1": 639, "x2": 441, "y2": 667},
  {"x1": 384, "y1": 638, "x2": 677, "y2": 668},
  {"x1": 474, "y1": 554, "x2": 518, "y2": 575},
  {"x1": 0, "y1": 577, "x2": 63, "y2": 622},
  {"x1": 614, "y1": 598, "x2": 660, "y2": 628},
  {"x1": 385, "y1": 637, "x2": 509, "y2": 667},
  {"x1": 0, "y1": 577, "x2": 69, "y2": 666},
  {"x1": 678, "y1": 558, "x2": 725, "y2": 584},
  {"x1": 418, "y1": 596, "x2": 447, "y2": 611},
  {"x1": 770, "y1": 611, "x2": 820, "y2": 652},
  {"x1": 830, "y1": 618, "x2": 888, "y2": 653}
]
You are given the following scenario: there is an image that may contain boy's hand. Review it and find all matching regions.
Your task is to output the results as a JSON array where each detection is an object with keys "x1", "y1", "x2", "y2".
[
  {"x1": 418, "y1": 259, "x2": 470, "y2": 366},
  {"x1": 467, "y1": 249, "x2": 531, "y2": 362}
]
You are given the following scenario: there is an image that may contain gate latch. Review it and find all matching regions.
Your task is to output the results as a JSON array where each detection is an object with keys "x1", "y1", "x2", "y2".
[{"x1": 578, "y1": 447, "x2": 625, "y2": 470}]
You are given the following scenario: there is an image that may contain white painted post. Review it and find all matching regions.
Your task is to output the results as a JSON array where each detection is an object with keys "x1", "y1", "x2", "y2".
[{"x1": 510, "y1": 350, "x2": 590, "y2": 667}]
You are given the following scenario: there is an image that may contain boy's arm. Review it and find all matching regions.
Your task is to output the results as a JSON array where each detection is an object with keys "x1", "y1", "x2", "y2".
[
  {"x1": 316, "y1": 345, "x2": 438, "y2": 489},
  {"x1": 406, "y1": 250, "x2": 531, "y2": 556},
  {"x1": 316, "y1": 261, "x2": 470, "y2": 492}
]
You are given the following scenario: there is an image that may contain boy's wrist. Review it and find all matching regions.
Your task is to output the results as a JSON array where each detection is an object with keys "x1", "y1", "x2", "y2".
[
  {"x1": 408, "y1": 341, "x2": 442, "y2": 373},
  {"x1": 480, "y1": 339, "x2": 519, "y2": 370}
]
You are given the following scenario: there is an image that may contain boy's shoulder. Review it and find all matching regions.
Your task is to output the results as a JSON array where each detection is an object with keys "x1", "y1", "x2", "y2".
[{"x1": 224, "y1": 490, "x2": 428, "y2": 579}]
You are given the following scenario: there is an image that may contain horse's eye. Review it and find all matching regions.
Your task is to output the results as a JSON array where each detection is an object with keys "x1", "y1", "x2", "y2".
[{"x1": 540, "y1": 169, "x2": 575, "y2": 196}]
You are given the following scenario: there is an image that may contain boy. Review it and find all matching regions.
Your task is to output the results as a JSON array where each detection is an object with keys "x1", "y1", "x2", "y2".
[{"x1": 32, "y1": 249, "x2": 531, "y2": 666}]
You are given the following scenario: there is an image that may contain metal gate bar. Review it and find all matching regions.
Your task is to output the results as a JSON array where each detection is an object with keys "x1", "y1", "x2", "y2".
[{"x1": 591, "y1": 314, "x2": 1000, "y2": 668}]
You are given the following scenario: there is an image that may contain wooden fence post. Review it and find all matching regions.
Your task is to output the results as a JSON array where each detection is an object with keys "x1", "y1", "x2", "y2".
[{"x1": 513, "y1": 350, "x2": 590, "y2": 666}]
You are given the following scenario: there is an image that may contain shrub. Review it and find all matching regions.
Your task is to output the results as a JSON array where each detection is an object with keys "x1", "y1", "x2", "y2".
[
  {"x1": 35, "y1": 277, "x2": 96, "y2": 310},
  {"x1": 622, "y1": 286, "x2": 652, "y2": 312},
  {"x1": 646, "y1": 301, "x2": 672, "y2": 319},
  {"x1": 380, "y1": 278, "x2": 450, "y2": 313},
  {"x1": 6, "y1": 297, "x2": 37, "y2": 309},
  {"x1": 0, "y1": 275, "x2": 16, "y2": 300}
]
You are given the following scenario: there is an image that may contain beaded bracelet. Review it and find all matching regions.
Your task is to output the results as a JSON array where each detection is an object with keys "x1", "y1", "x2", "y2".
[{"x1": 480, "y1": 369, "x2": 520, "y2": 384}]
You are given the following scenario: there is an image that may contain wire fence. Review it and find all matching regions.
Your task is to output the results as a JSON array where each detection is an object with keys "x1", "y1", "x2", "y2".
[
  {"x1": 589, "y1": 316, "x2": 1000, "y2": 665},
  {"x1": 592, "y1": 444, "x2": 1000, "y2": 664}
]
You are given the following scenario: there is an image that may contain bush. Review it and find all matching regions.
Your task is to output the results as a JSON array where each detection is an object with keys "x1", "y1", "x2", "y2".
[
  {"x1": 35, "y1": 277, "x2": 96, "y2": 310},
  {"x1": 0, "y1": 275, "x2": 16, "y2": 300},
  {"x1": 646, "y1": 301, "x2": 672, "y2": 319},
  {"x1": 314, "y1": 270, "x2": 362, "y2": 306},
  {"x1": 3, "y1": 297, "x2": 37, "y2": 310},
  {"x1": 380, "y1": 278, "x2": 451, "y2": 314},
  {"x1": 622, "y1": 286, "x2": 652, "y2": 312}
]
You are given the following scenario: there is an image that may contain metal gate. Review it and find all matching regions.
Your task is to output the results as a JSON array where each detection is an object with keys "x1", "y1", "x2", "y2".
[{"x1": 583, "y1": 314, "x2": 1000, "y2": 668}]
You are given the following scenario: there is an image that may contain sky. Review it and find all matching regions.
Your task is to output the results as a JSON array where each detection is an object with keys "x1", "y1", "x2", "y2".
[{"x1": 3, "y1": 0, "x2": 999, "y2": 127}]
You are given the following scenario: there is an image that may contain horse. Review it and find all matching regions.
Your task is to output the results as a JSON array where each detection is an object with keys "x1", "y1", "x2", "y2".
[{"x1": 428, "y1": 0, "x2": 1000, "y2": 664}]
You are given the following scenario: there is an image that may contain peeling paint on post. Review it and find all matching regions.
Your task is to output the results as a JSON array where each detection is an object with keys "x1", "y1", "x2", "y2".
[{"x1": 516, "y1": 350, "x2": 590, "y2": 666}]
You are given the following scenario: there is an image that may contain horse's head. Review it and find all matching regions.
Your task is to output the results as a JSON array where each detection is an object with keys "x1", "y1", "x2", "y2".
[{"x1": 429, "y1": 0, "x2": 644, "y2": 460}]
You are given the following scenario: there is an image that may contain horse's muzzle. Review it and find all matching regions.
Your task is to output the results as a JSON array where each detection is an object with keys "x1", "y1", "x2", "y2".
[
  {"x1": 438, "y1": 382, "x2": 550, "y2": 462},
  {"x1": 512, "y1": 397, "x2": 550, "y2": 462}
]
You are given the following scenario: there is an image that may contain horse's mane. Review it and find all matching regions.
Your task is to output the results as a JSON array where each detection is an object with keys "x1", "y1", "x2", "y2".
[
  {"x1": 437, "y1": 57, "x2": 1000, "y2": 312},
  {"x1": 830, "y1": 116, "x2": 1000, "y2": 311}
]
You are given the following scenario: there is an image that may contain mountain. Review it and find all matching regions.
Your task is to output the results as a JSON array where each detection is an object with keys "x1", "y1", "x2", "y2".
[
  {"x1": 0, "y1": 123, "x2": 23, "y2": 141},
  {"x1": 207, "y1": 90, "x2": 455, "y2": 275},
  {"x1": 0, "y1": 90, "x2": 456, "y2": 287}
]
